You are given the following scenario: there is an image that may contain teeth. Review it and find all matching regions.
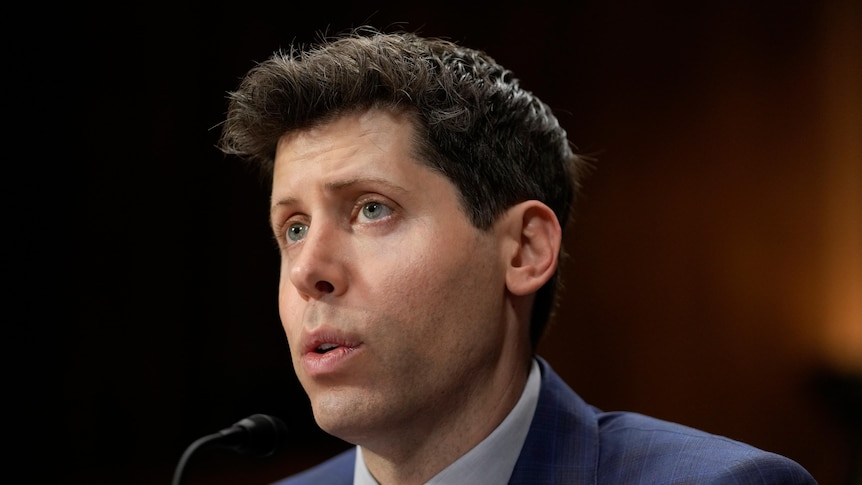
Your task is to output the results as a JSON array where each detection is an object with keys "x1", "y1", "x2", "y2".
[{"x1": 317, "y1": 343, "x2": 339, "y2": 353}]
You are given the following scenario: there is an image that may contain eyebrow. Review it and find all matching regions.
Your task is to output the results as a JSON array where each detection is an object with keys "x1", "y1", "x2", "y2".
[{"x1": 270, "y1": 176, "x2": 409, "y2": 212}]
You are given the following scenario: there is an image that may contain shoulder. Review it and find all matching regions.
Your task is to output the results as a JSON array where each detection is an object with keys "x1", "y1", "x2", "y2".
[
  {"x1": 595, "y1": 411, "x2": 817, "y2": 484},
  {"x1": 270, "y1": 447, "x2": 356, "y2": 485},
  {"x1": 529, "y1": 357, "x2": 817, "y2": 484}
]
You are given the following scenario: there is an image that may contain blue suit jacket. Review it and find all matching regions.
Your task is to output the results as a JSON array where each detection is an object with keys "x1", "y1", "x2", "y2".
[{"x1": 273, "y1": 357, "x2": 817, "y2": 484}]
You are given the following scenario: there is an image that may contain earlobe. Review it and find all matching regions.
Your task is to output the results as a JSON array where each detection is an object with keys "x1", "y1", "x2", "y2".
[{"x1": 504, "y1": 201, "x2": 562, "y2": 296}]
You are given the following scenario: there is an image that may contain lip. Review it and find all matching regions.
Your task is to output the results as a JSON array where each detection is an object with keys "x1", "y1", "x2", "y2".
[{"x1": 300, "y1": 329, "x2": 363, "y2": 378}]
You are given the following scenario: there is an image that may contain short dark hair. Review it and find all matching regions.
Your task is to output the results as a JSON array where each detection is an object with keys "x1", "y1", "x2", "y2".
[{"x1": 219, "y1": 26, "x2": 588, "y2": 348}]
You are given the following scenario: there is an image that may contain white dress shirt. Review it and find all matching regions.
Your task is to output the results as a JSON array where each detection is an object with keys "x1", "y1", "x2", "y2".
[{"x1": 354, "y1": 358, "x2": 541, "y2": 484}]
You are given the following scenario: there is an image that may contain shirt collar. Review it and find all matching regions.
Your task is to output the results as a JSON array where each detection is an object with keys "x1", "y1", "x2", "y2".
[{"x1": 354, "y1": 358, "x2": 541, "y2": 484}]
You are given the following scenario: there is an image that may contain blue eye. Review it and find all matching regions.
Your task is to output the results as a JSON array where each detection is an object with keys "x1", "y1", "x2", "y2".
[
  {"x1": 286, "y1": 223, "x2": 308, "y2": 242},
  {"x1": 361, "y1": 202, "x2": 391, "y2": 220}
]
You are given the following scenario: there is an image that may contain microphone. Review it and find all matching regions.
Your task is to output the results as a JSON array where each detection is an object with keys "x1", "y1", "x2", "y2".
[{"x1": 172, "y1": 413, "x2": 289, "y2": 485}]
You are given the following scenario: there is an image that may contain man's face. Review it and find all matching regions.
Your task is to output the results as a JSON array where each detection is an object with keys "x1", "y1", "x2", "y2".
[{"x1": 271, "y1": 109, "x2": 513, "y2": 445}]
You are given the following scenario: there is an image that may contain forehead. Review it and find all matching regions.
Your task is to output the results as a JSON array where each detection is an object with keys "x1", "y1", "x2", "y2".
[
  {"x1": 276, "y1": 108, "x2": 416, "y2": 163},
  {"x1": 271, "y1": 108, "x2": 444, "y2": 199}
]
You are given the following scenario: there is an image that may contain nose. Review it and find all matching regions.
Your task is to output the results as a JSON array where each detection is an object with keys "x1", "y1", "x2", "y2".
[{"x1": 287, "y1": 223, "x2": 346, "y2": 300}]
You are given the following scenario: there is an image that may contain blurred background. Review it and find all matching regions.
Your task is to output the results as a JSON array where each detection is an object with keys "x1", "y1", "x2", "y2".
[{"x1": 57, "y1": 0, "x2": 862, "y2": 483}]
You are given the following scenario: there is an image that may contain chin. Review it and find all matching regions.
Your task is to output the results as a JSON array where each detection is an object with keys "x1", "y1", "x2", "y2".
[{"x1": 311, "y1": 393, "x2": 376, "y2": 441}]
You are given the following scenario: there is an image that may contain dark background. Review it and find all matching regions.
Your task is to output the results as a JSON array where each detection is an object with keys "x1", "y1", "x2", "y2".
[{"x1": 40, "y1": 0, "x2": 862, "y2": 483}]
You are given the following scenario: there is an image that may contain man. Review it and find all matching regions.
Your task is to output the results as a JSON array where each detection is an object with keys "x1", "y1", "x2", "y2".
[{"x1": 218, "y1": 27, "x2": 817, "y2": 484}]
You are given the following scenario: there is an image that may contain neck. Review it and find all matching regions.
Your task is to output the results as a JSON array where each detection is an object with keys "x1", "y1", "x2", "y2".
[{"x1": 360, "y1": 346, "x2": 532, "y2": 484}]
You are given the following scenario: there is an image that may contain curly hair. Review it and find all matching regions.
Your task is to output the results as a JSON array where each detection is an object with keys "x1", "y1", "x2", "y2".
[{"x1": 219, "y1": 26, "x2": 588, "y2": 347}]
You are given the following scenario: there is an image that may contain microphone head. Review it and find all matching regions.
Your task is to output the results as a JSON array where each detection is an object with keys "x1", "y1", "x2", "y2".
[{"x1": 223, "y1": 413, "x2": 289, "y2": 457}]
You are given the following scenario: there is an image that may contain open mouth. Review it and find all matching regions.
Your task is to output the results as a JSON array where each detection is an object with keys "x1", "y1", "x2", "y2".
[
  {"x1": 301, "y1": 337, "x2": 360, "y2": 374},
  {"x1": 315, "y1": 343, "x2": 340, "y2": 354}
]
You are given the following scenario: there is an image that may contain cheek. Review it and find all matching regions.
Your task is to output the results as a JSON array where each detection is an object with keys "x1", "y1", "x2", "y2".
[
  {"x1": 378, "y1": 240, "x2": 501, "y2": 340},
  {"x1": 277, "y1": 272, "x2": 303, "y2": 346}
]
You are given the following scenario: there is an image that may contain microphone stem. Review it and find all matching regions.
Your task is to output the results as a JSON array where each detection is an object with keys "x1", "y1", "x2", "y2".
[{"x1": 171, "y1": 431, "x2": 224, "y2": 485}]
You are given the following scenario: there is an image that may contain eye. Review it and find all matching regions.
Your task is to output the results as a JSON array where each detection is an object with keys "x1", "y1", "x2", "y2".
[
  {"x1": 286, "y1": 222, "x2": 308, "y2": 243},
  {"x1": 359, "y1": 201, "x2": 392, "y2": 221}
]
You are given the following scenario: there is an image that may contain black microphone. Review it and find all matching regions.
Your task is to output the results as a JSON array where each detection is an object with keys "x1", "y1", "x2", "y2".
[{"x1": 172, "y1": 413, "x2": 289, "y2": 485}]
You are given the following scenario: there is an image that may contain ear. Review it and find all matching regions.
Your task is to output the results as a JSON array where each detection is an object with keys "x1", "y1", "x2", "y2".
[{"x1": 500, "y1": 201, "x2": 562, "y2": 296}]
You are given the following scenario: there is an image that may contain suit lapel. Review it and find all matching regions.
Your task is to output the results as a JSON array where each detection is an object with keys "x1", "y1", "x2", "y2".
[{"x1": 508, "y1": 357, "x2": 599, "y2": 485}]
